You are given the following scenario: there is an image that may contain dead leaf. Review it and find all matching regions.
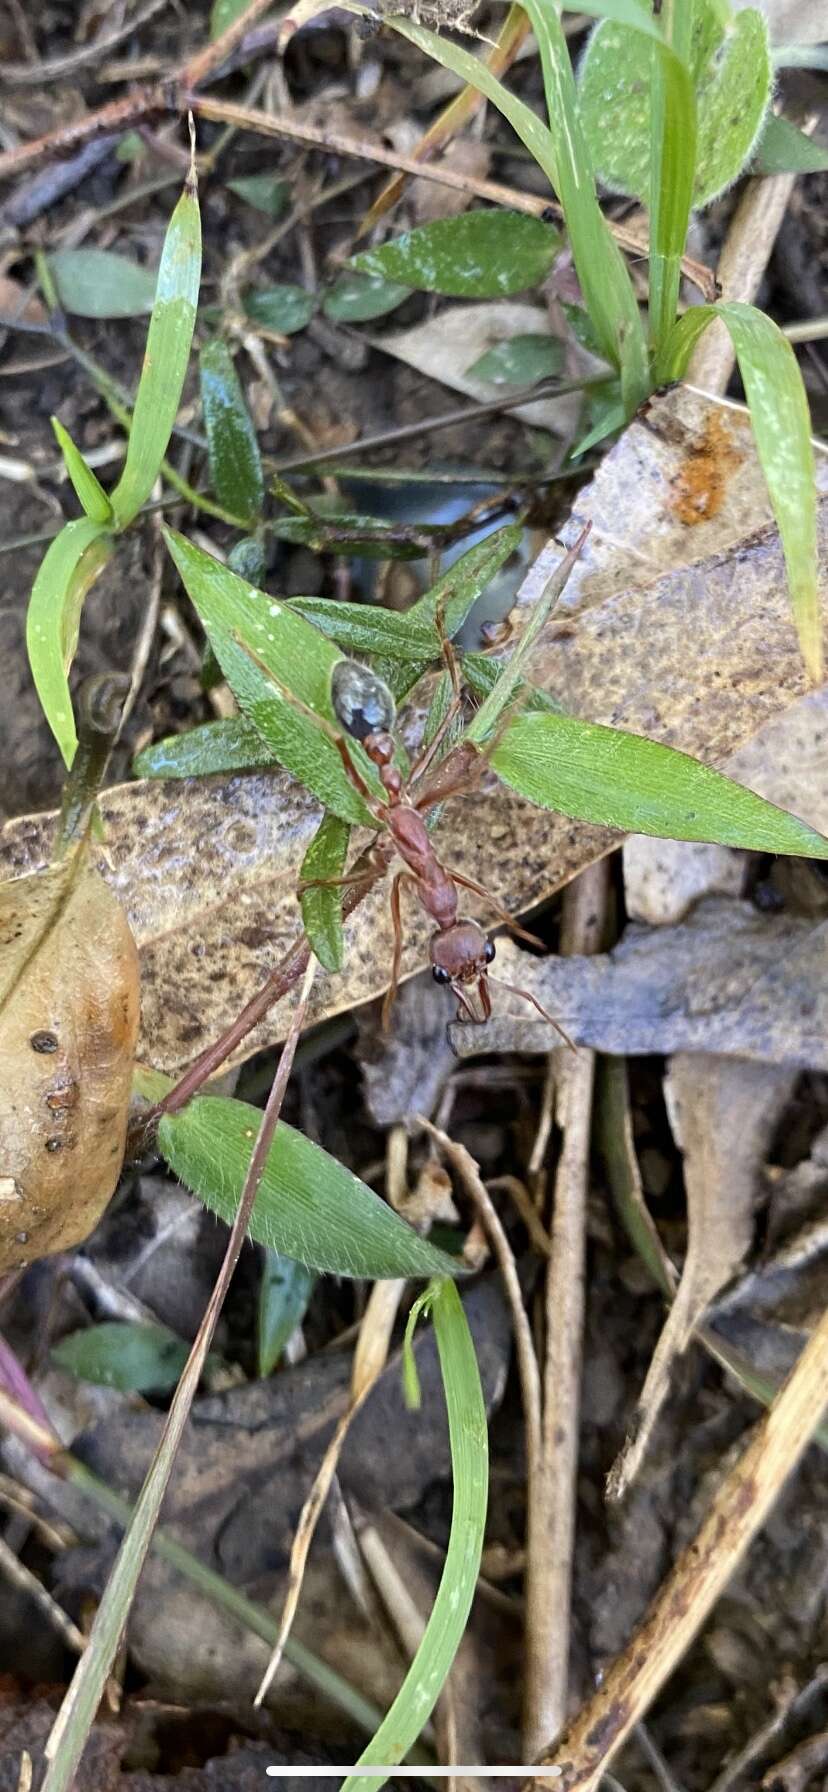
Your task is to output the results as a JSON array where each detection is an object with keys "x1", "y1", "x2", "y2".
[
  {"x1": 369, "y1": 301, "x2": 586, "y2": 434},
  {"x1": 2, "y1": 389, "x2": 828, "y2": 1074},
  {"x1": 411, "y1": 138, "x2": 492, "y2": 222},
  {"x1": 0, "y1": 848, "x2": 139, "y2": 1272},
  {"x1": 449, "y1": 899, "x2": 828, "y2": 1070}
]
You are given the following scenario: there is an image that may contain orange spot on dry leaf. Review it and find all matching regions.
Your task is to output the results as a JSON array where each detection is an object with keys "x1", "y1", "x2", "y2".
[{"x1": 671, "y1": 412, "x2": 743, "y2": 526}]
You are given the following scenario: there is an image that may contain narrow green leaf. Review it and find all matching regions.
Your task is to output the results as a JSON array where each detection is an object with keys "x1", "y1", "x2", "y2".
[
  {"x1": 52, "y1": 1321, "x2": 200, "y2": 1395},
  {"x1": 578, "y1": 3, "x2": 771, "y2": 208},
  {"x1": 467, "y1": 533, "x2": 586, "y2": 745},
  {"x1": 26, "y1": 519, "x2": 113, "y2": 767},
  {"x1": 351, "y1": 210, "x2": 560, "y2": 299},
  {"x1": 51, "y1": 418, "x2": 113, "y2": 524},
  {"x1": 163, "y1": 526, "x2": 378, "y2": 825},
  {"x1": 244, "y1": 284, "x2": 316, "y2": 334},
  {"x1": 513, "y1": 0, "x2": 650, "y2": 405},
  {"x1": 752, "y1": 112, "x2": 828, "y2": 176},
  {"x1": 199, "y1": 338, "x2": 264, "y2": 525},
  {"x1": 226, "y1": 172, "x2": 289, "y2": 215},
  {"x1": 342, "y1": 1279, "x2": 488, "y2": 1791},
  {"x1": 272, "y1": 512, "x2": 431, "y2": 560},
  {"x1": 134, "y1": 716, "x2": 274, "y2": 779},
  {"x1": 491, "y1": 710, "x2": 828, "y2": 856},
  {"x1": 289, "y1": 598, "x2": 442, "y2": 660},
  {"x1": 46, "y1": 248, "x2": 157, "y2": 318},
  {"x1": 111, "y1": 165, "x2": 201, "y2": 527},
  {"x1": 323, "y1": 269, "x2": 410, "y2": 323},
  {"x1": 648, "y1": 27, "x2": 697, "y2": 354},
  {"x1": 159, "y1": 1096, "x2": 465, "y2": 1280},
  {"x1": 300, "y1": 813, "x2": 351, "y2": 973},
  {"x1": 466, "y1": 332, "x2": 564, "y2": 386},
  {"x1": 258, "y1": 1252, "x2": 315, "y2": 1377},
  {"x1": 659, "y1": 301, "x2": 820, "y2": 681}
]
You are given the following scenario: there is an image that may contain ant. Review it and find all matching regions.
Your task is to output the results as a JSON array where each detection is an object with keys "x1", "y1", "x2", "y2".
[{"x1": 304, "y1": 646, "x2": 574, "y2": 1043}]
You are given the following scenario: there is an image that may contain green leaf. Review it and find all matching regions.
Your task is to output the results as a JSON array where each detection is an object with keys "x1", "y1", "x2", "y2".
[
  {"x1": 658, "y1": 301, "x2": 820, "y2": 681},
  {"x1": 342, "y1": 1279, "x2": 487, "y2": 1791},
  {"x1": 322, "y1": 269, "x2": 410, "y2": 323},
  {"x1": 52, "y1": 1321, "x2": 202, "y2": 1395},
  {"x1": 272, "y1": 512, "x2": 432, "y2": 560},
  {"x1": 491, "y1": 710, "x2": 828, "y2": 856},
  {"x1": 300, "y1": 812, "x2": 351, "y2": 973},
  {"x1": 351, "y1": 210, "x2": 561, "y2": 299},
  {"x1": 258, "y1": 1252, "x2": 315, "y2": 1376},
  {"x1": 377, "y1": 520, "x2": 525, "y2": 700},
  {"x1": 466, "y1": 332, "x2": 564, "y2": 386},
  {"x1": 51, "y1": 417, "x2": 113, "y2": 524},
  {"x1": 226, "y1": 172, "x2": 289, "y2": 216},
  {"x1": 578, "y1": 2, "x2": 772, "y2": 207},
  {"x1": 647, "y1": 17, "x2": 697, "y2": 353},
  {"x1": 244, "y1": 284, "x2": 316, "y2": 334},
  {"x1": 199, "y1": 338, "x2": 264, "y2": 525},
  {"x1": 134, "y1": 716, "x2": 274, "y2": 779},
  {"x1": 46, "y1": 248, "x2": 157, "y2": 319},
  {"x1": 509, "y1": 0, "x2": 651, "y2": 406},
  {"x1": 752, "y1": 112, "x2": 828, "y2": 176},
  {"x1": 26, "y1": 518, "x2": 113, "y2": 767},
  {"x1": 163, "y1": 527, "x2": 378, "y2": 825},
  {"x1": 158, "y1": 1096, "x2": 465, "y2": 1279},
  {"x1": 110, "y1": 165, "x2": 201, "y2": 528},
  {"x1": 289, "y1": 597, "x2": 442, "y2": 660},
  {"x1": 210, "y1": 0, "x2": 253, "y2": 35}
]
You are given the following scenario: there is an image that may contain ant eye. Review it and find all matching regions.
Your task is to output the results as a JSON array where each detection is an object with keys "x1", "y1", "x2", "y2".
[
  {"x1": 484, "y1": 940, "x2": 496, "y2": 964},
  {"x1": 432, "y1": 965, "x2": 451, "y2": 985}
]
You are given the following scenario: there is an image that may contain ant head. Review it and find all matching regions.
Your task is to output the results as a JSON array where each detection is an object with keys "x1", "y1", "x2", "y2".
[
  {"x1": 331, "y1": 660, "x2": 396, "y2": 743},
  {"x1": 430, "y1": 920, "x2": 495, "y2": 989}
]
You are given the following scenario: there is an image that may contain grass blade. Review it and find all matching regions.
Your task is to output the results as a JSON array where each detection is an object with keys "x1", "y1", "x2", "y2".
[
  {"x1": 258, "y1": 1253, "x2": 315, "y2": 1377},
  {"x1": 110, "y1": 152, "x2": 201, "y2": 527},
  {"x1": 491, "y1": 709, "x2": 828, "y2": 856},
  {"x1": 648, "y1": 24, "x2": 696, "y2": 354},
  {"x1": 199, "y1": 336, "x2": 264, "y2": 524},
  {"x1": 26, "y1": 519, "x2": 113, "y2": 766},
  {"x1": 300, "y1": 812, "x2": 351, "y2": 973},
  {"x1": 51, "y1": 418, "x2": 113, "y2": 524},
  {"x1": 660, "y1": 301, "x2": 821, "y2": 680},
  {"x1": 342, "y1": 1279, "x2": 488, "y2": 1792}
]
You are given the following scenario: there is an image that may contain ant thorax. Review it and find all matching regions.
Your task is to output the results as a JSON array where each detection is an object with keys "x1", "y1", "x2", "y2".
[{"x1": 331, "y1": 660, "x2": 396, "y2": 743}]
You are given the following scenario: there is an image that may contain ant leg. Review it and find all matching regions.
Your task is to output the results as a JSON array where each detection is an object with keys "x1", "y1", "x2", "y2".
[
  {"x1": 381, "y1": 871, "x2": 417, "y2": 1031},
  {"x1": 409, "y1": 695, "x2": 465, "y2": 788},
  {"x1": 440, "y1": 863, "x2": 546, "y2": 951},
  {"x1": 487, "y1": 973, "x2": 577, "y2": 1052}
]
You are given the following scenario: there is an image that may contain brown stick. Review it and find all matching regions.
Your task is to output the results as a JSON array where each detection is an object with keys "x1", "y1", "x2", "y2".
[
  {"x1": 522, "y1": 860, "x2": 609, "y2": 1759},
  {"x1": 530, "y1": 1302, "x2": 828, "y2": 1790}
]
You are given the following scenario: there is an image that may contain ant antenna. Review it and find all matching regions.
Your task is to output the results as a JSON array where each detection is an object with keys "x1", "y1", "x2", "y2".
[{"x1": 485, "y1": 973, "x2": 577, "y2": 1052}]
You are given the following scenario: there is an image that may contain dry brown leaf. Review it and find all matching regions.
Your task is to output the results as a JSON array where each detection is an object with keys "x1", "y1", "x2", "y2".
[
  {"x1": 0, "y1": 848, "x2": 139, "y2": 1272},
  {"x1": 369, "y1": 301, "x2": 586, "y2": 434},
  {"x1": 1, "y1": 389, "x2": 827, "y2": 1074}
]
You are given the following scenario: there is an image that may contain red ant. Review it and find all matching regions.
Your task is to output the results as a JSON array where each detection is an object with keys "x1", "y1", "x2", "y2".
[{"x1": 305, "y1": 648, "x2": 574, "y2": 1044}]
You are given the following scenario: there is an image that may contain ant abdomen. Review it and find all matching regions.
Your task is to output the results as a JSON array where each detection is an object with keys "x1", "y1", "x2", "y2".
[{"x1": 331, "y1": 660, "x2": 396, "y2": 743}]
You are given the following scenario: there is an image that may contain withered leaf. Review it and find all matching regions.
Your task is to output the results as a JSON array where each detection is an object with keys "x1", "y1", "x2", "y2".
[
  {"x1": 1, "y1": 389, "x2": 827, "y2": 1074},
  {"x1": 0, "y1": 847, "x2": 139, "y2": 1272}
]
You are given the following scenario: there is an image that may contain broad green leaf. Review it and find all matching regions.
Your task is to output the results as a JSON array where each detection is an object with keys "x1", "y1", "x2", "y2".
[
  {"x1": 46, "y1": 248, "x2": 157, "y2": 319},
  {"x1": 323, "y1": 269, "x2": 410, "y2": 323},
  {"x1": 300, "y1": 812, "x2": 351, "y2": 973},
  {"x1": 491, "y1": 710, "x2": 828, "y2": 856},
  {"x1": 26, "y1": 519, "x2": 113, "y2": 766},
  {"x1": 52, "y1": 1321, "x2": 204, "y2": 1395},
  {"x1": 226, "y1": 172, "x2": 289, "y2": 216},
  {"x1": 158, "y1": 1096, "x2": 465, "y2": 1279},
  {"x1": 752, "y1": 112, "x2": 828, "y2": 176},
  {"x1": 466, "y1": 332, "x2": 564, "y2": 385},
  {"x1": 510, "y1": 0, "x2": 650, "y2": 406},
  {"x1": 110, "y1": 167, "x2": 201, "y2": 528},
  {"x1": 210, "y1": 0, "x2": 252, "y2": 34},
  {"x1": 244, "y1": 284, "x2": 316, "y2": 334},
  {"x1": 51, "y1": 418, "x2": 113, "y2": 524},
  {"x1": 578, "y1": 3, "x2": 772, "y2": 207},
  {"x1": 163, "y1": 527, "x2": 378, "y2": 825},
  {"x1": 658, "y1": 301, "x2": 820, "y2": 681},
  {"x1": 351, "y1": 210, "x2": 560, "y2": 299},
  {"x1": 199, "y1": 338, "x2": 264, "y2": 525},
  {"x1": 258, "y1": 1252, "x2": 315, "y2": 1376},
  {"x1": 342, "y1": 1279, "x2": 487, "y2": 1792},
  {"x1": 272, "y1": 512, "x2": 432, "y2": 560},
  {"x1": 134, "y1": 716, "x2": 273, "y2": 779}
]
